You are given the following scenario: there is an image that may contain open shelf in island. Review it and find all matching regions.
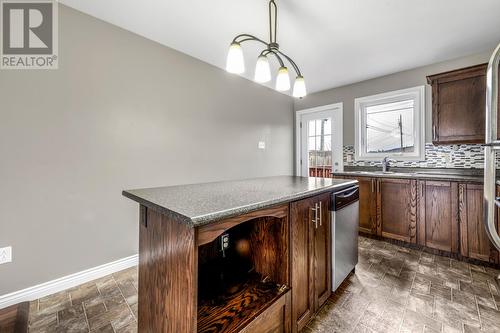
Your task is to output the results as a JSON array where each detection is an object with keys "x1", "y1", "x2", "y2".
[{"x1": 197, "y1": 273, "x2": 289, "y2": 332}]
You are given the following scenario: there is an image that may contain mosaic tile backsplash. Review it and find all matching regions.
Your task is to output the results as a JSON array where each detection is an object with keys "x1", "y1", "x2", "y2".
[{"x1": 343, "y1": 144, "x2": 500, "y2": 169}]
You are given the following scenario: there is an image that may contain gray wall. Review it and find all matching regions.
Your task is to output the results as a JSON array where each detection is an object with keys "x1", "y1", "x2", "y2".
[
  {"x1": 295, "y1": 50, "x2": 494, "y2": 145},
  {"x1": 0, "y1": 6, "x2": 293, "y2": 295}
]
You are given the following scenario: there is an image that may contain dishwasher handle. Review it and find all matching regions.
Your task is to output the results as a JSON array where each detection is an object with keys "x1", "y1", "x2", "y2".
[{"x1": 331, "y1": 185, "x2": 359, "y2": 211}]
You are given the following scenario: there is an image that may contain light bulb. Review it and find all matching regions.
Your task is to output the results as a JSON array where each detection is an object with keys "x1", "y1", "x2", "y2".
[
  {"x1": 254, "y1": 55, "x2": 271, "y2": 83},
  {"x1": 275, "y1": 67, "x2": 290, "y2": 91},
  {"x1": 226, "y1": 42, "x2": 245, "y2": 74},
  {"x1": 292, "y1": 76, "x2": 307, "y2": 98}
]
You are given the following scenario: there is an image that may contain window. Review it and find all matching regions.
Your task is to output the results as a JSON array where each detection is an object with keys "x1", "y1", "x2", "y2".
[{"x1": 355, "y1": 86, "x2": 425, "y2": 161}]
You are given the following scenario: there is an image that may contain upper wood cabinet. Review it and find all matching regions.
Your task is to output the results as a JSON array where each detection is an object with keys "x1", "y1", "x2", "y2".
[
  {"x1": 427, "y1": 64, "x2": 500, "y2": 144},
  {"x1": 417, "y1": 181, "x2": 459, "y2": 253},
  {"x1": 290, "y1": 193, "x2": 331, "y2": 333},
  {"x1": 376, "y1": 178, "x2": 417, "y2": 243}
]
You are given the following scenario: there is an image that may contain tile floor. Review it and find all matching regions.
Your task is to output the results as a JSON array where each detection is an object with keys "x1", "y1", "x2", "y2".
[{"x1": 28, "y1": 237, "x2": 500, "y2": 332}]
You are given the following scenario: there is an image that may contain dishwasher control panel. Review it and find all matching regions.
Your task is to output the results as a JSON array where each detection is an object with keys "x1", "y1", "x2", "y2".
[{"x1": 331, "y1": 185, "x2": 359, "y2": 211}]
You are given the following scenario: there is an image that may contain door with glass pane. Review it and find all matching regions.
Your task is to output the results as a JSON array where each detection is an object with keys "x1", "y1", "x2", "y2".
[{"x1": 298, "y1": 106, "x2": 343, "y2": 177}]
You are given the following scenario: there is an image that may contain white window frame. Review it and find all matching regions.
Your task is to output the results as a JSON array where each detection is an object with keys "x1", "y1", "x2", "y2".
[{"x1": 354, "y1": 86, "x2": 425, "y2": 161}]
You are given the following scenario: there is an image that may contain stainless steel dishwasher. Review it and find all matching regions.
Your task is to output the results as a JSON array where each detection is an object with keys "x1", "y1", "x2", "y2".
[{"x1": 330, "y1": 185, "x2": 359, "y2": 291}]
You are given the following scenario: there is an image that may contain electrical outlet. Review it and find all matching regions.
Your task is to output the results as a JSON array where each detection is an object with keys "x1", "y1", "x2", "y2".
[
  {"x1": 221, "y1": 234, "x2": 229, "y2": 250},
  {"x1": 220, "y1": 234, "x2": 229, "y2": 258},
  {"x1": 258, "y1": 141, "x2": 266, "y2": 149},
  {"x1": 0, "y1": 246, "x2": 12, "y2": 264}
]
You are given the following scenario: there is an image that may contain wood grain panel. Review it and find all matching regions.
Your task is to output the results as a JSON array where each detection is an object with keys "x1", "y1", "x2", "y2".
[
  {"x1": 354, "y1": 177, "x2": 376, "y2": 235},
  {"x1": 417, "y1": 181, "x2": 426, "y2": 246},
  {"x1": 0, "y1": 302, "x2": 29, "y2": 333},
  {"x1": 250, "y1": 215, "x2": 290, "y2": 286},
  {"x1": 197, "y1": 204, "x2": 288, "y2": 246},
  {"x1": 409, "y1": 180, "x2": 418, "y2": 244},
  {"x1": 464, "y1": 184, "x2": 490, "y2": 261},
  {"x1": 290, "y1": 196, "x2": 315, "y2": 333},
  {"x1": 313, "y1": 193, "x2": 331, "y2": 309},
  {"x1": 198, "y1": 276, "x2": 289, "y2": 333},
  {"x1": 419, "y1": 181, "x2": 458, "y2": 253},
  {"x1": 138, "y1": 206, "x2": 197, "y2": 333},
  {"x1": 427, "y1": 64, "x2": 500, "y2": 144},
  {"x1": 459, "y1": 184, "x2": 468, "y2": 256},
  {"x1": 377, "y1": 178, "x2": 415, "y2": 242},
  {"x1": 239, "y1": 291, "x2": 291, "y2": 333}
]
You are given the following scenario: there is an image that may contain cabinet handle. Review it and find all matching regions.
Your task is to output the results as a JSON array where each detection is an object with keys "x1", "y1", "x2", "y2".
[
  {"x1": 421, "y1": 182, "x2": 424, "y2": 195},
  {"x1": 311, "y1": 204, "x2": 318, "y2": 229},
  {"x1": 371, "y1": 179, "x2": 374, "y2": 193},
  {"x1": 319, "y1": 201, "x2": 322, "y2": 226},
  {"x1": 377, "y1": 180, "x2": 380, "y2": 193},
  {"x1": 433, "y1": 125, "x2": 437, "y2": 141},
  {"x1": 315, "y1": 203, "x2": 319, "y2": 229}
]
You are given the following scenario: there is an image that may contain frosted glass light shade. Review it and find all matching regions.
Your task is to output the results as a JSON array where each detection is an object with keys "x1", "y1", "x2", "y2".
[
  {"x1": 293, "y1": 76, "x2": 307, "y2": 98},
  {"x1": 226, "y1": 43, "x2": 245, "y2": 74},
  {"x1": 254, "y1": 55, "x2": 271, "y2": 83},
  {"x1": 275, "y1": 67, "x2": 290, "y2": 91}
]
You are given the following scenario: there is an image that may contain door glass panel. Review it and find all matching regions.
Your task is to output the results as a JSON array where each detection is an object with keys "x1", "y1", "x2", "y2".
[{"x1": 307, "y1": 117, "x2": 332, "y2": 177}]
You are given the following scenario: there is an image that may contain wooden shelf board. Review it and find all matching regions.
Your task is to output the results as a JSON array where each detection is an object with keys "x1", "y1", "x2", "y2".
[{"x1": 197, "y1": 275, "x2": 288, "y2": 333}]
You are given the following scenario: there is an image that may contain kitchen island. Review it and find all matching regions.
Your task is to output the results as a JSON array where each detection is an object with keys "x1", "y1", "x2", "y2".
[{"x1": 123, "y1": 176, "x2": 357, "y2": 333}]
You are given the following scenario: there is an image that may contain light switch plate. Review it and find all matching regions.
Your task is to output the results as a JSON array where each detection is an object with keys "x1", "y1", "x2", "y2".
[
  {"x1": 258, "y1": 141, "x2": 266, "y2": 149},
  {"x1": 0, "y1": 246, "x2": 12, "y2": 264}
]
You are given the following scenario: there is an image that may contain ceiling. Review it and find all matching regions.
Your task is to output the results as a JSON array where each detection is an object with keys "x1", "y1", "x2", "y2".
[{"x1": 60, "y1": 0, "x2": 500, "y2": 95}]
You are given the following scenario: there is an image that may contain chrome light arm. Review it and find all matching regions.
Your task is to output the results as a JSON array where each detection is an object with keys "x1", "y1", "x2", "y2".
[
  {"x1": 484, "y1": 42, "x2": 500, "y2": 252},
  {"x1": 229, "y1": 0, "x2": 303, "y2": 78}
]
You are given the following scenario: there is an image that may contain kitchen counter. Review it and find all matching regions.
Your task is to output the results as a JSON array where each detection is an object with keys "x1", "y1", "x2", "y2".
[
  {"x1": 332, "y1": 166, "x2": 489, "y2": 183},
  {"x1": 123, "y1": 176, "x2": 357, "y2": 227}
]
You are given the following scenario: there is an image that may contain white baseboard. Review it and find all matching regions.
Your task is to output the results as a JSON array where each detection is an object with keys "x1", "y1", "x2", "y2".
[{"x1": 0, "y1": 254, "x2": 138, "y2": 309}]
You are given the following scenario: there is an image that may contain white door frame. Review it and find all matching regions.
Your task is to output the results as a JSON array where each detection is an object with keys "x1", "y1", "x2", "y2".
[{"x1": 295, "y1": 102, "x2": 344, "y2": 176}]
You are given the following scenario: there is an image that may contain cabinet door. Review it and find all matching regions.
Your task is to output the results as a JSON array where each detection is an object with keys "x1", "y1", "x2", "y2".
[
  {"x1": 417, "y1": 181, "x2": 459, "y2": 253},
  {"x1": 428, "y1": 64, "x2": 500, "y2": 144},
  {"x1": 377, "y1": 178, "x2": 417, "y2": 243},
  {"x1": 459, "y1": 183, "x2": 499, "y2": 262},
  {"x1": 290, "y1": 196, "x2": 315, "y2": 333},
  {"x1": 313, "y1": 193, "x2": 331, "y2": 310},
  {"x1": 356, "y1": 177, "x2": 376, "y2": 235}
]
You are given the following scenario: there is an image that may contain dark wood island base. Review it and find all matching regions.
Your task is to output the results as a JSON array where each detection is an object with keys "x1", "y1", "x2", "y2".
[{"x1": 123, "y1": 176, "x2": 356, "y2": 332}]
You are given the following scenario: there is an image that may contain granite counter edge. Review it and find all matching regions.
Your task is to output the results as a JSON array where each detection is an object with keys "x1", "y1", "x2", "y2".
[
  {"x1": 333, "y1": 172, "x2": 486, "y2": 183},
  {"x1": 122, "y1": 179, "x2": 358, "y2": 228}
]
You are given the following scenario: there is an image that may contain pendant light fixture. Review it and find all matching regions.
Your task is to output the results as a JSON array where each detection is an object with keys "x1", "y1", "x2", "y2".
[{"x1": 225, "y1": 0, "x2": 307, "y2": 98}]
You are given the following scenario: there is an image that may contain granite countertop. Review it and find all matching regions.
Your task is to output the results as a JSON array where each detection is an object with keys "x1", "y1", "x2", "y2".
[
  {"x1": 332, "y1": 166, "x2": 488, "y2": 183},
  {"x1": 123, "y1": 176, "x2": 357, "y2": 227}
]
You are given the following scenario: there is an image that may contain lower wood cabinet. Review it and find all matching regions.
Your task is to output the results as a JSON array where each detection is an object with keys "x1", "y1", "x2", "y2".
[
  {"x1": 417, "y1": 181, "x2": 459, "y2": 252},
  {"x1": 459, "y1": 183, "x2": 499, "y2": 263},
  {"x1": 356, "y1": 177, "x2": 377, "y2": 235},
  {"x1": 376, "y1": 178, "x2": 417, "y2": 243},
  {"x1": 340, "y1": 174, "x2": 500, "y2": 266},
  {"x1": 290, "y1": 192, "x2": 331, "y2": 333}
]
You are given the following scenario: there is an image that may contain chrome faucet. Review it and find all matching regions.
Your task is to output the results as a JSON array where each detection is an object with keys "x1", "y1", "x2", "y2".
[{"x1": 382, "y1": 157, "x2": 396, "y2": 172}]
